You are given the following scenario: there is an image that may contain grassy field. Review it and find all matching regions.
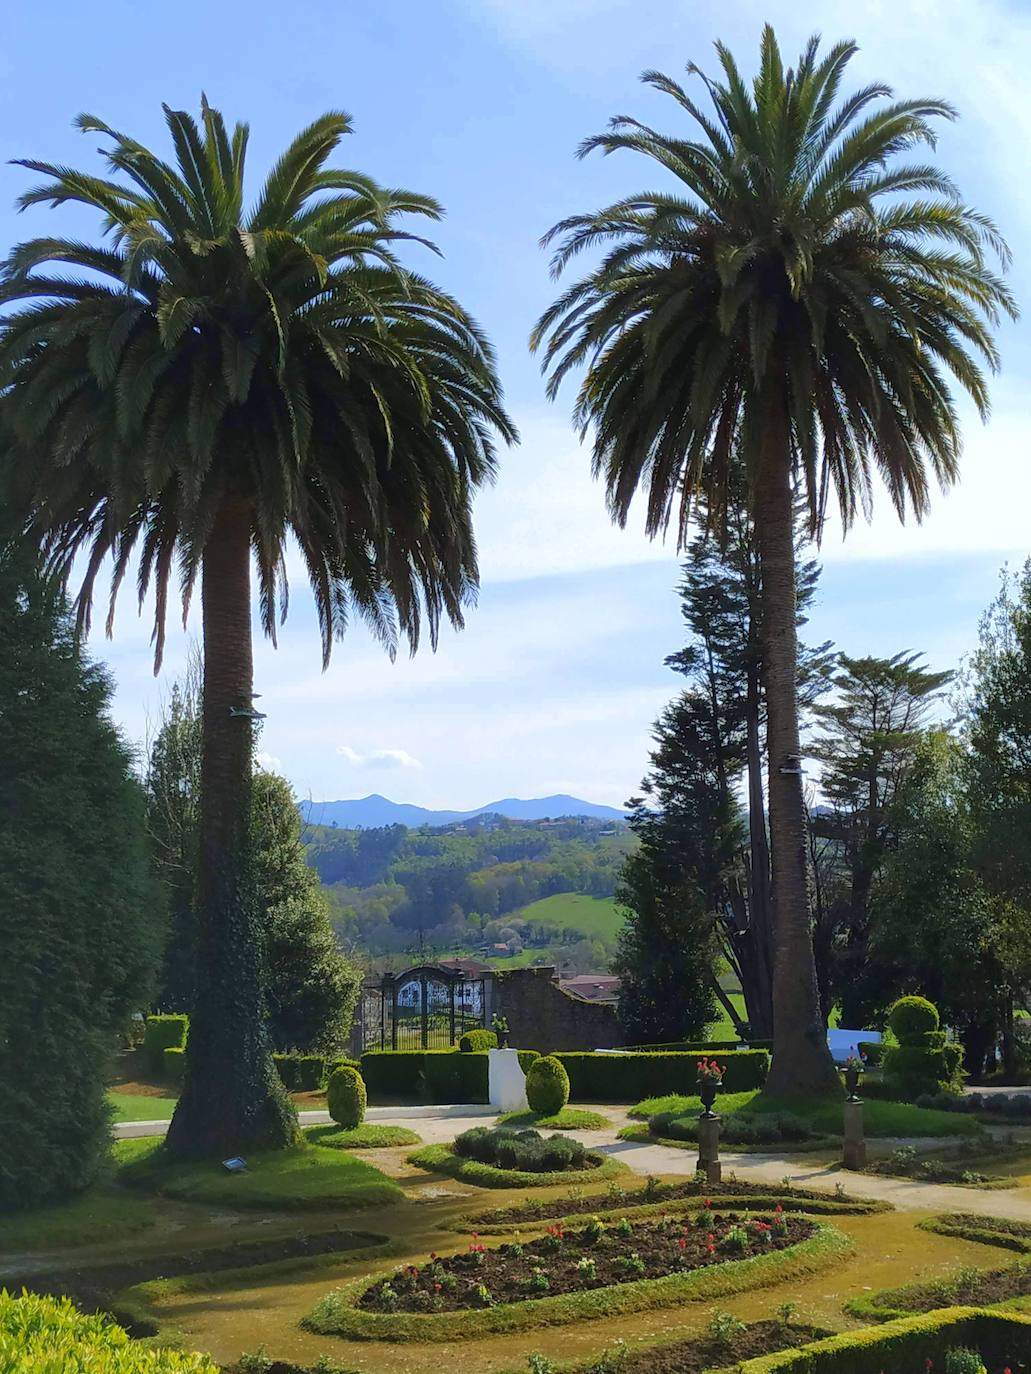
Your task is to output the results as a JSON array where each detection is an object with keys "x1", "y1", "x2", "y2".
[
  {"x1": 108, "y1": 1091, "x2": 179, "y2": 1122},
  {"x1": 512, "y1": 892, "x2": 623, "y2": 943}
]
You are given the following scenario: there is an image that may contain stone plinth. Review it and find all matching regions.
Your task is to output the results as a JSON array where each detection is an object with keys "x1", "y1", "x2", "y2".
[
  {"x1": 842, "y1": 1098, "x2": 866, "y2": 1169},
  {"x1": 487, "y1": 1047, "x2": 528, "y2": 1112},
  {"x1": 697, "y1": 1114, "x2": 722, "y2": 1184}
]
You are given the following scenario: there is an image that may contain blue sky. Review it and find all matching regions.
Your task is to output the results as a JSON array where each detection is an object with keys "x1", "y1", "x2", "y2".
[{"x1": 3, "y1": 0, "x2": 1029, "y2": 808}]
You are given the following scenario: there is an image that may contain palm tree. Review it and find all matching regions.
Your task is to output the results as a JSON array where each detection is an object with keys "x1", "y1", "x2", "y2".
[
  {"x1": 0, "y1": 102, "x2": 515, "y2": 1155},
  {"x1": 532, "y1": 28, "x2": 1014, "y2": 1095}
]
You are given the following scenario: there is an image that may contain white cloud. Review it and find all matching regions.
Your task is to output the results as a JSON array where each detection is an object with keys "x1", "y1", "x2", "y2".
[
  {"x1": 255, "y1": 750, "x2": 284, "y2": 773},
  {"x1": 336, "y1": 745, "x2": 423, "y2": 771}
]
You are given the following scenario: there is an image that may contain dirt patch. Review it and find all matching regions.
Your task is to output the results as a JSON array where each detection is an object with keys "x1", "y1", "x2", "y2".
[
  {"x1": 873, "y1": 1259, "x2": 1031, "y2": 1315},
  {"x1": 617, "y1": 1320, "x2": 830, "y2": 1374},
  {"x1": 359, "y1": 1211, "x2": 813, "y2": 1314}
]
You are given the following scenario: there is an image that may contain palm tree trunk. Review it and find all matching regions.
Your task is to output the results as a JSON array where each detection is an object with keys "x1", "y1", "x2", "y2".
[
  {"x1": 164, "y1": 501, "x2": 298, "y2": 1158},
  {"x1": 755, "y1": 421, "x2": 839, "y2": 1098},
  {"x1": 745, "y1": 664, "x2": 774, "y2": 1037}
]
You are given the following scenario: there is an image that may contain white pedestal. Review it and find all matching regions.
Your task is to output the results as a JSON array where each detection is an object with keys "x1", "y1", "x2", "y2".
[{"x1": 488, "y1": 1048, "x2": 528, "y2": 1112}]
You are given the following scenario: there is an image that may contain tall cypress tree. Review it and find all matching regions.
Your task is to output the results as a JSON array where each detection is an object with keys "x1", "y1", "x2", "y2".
[{"x1": 0, "y1": 545, "x2": 162, "y2": 1209}]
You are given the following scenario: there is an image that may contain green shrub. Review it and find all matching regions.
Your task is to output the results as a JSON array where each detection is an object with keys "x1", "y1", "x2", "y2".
[
  {"x1": 144, "y1": 1014, "x2": 189, "y2": 1076},
  {"x1": 459, "y1": 1029, "x2": 498, "y2": 1052},
  {"x1": 518, "y1": 1049, "x2": 541, "y2": 1074},
  {"x1": 273, "y1": 1053, "x2": 326, "y2": 1092},
  {"x1": 454, "y1": 1125, "x2": 586, "y2": 1173},
  {"x1": 628, "y1": 1038, "x2": 774, "y2": 1053},
  {"x1": 327, "y1": 1056, "x2": 360, "y2": 1077},
  {"x1": 858, "y1": 1041, "x2": 884, "y2": 1067},
  {"x1": 883, "y1": 995, "x2": 963, "y2": 1101},
  {"x1": 0, "y1": 1289, "x2": 217, "y2": 1371},
  {"x1": 361, "y1": 1049, "x2": 488, "y2": 1103},
  {"x1": 889, "y1": 995, "x2": 940, "y2": 1040},
  {"x1": 163, "y1": 1046, "x2": 186, "y2": 1087},
  {"x1": 526, "y1": 1055, "x2": 570, "y2": 1115},
  {"x1": 327, "y1": 1066, "x2": 367, "y2": 1129},
  {"x1": 552, "y1": 1049, "x2": 769, "y2": 1102}
]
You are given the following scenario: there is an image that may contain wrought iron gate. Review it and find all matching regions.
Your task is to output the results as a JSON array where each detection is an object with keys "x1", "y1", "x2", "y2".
[{"x1": 361, "y1": 965, "x2": 486, "y2": 1051}]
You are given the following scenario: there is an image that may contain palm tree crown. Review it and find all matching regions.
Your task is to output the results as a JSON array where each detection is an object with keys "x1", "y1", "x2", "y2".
[
  {"x1": 532, "y1": 26, "x2": 1015, "y2": 539},
  {"x1": 1, "y1": 100, "x2": 516, "y2": 665}
]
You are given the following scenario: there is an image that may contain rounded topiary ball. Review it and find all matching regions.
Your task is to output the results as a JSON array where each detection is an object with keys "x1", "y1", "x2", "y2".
[
  {"x1": 327, "y1": 1065, "x2": 367, "y2": 1129},
  {"x1": 888, "y1": 995, "x2": 940, "y2": 1043},
  {"x1": 525, "y1": 1055, "x2": 569, "y2": 1116}
]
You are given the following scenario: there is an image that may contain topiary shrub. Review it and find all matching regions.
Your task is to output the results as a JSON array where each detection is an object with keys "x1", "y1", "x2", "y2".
[
  {"x1": 517, "y1": 1049, "x2": 541, "y2": 1075},
  {"x1": 459, "y1": 1029, "x2": 498, "y2": 1052},
  {"x1": 454, "y1": 1125, "x2": 586, "y2": 1172},
  {"x1": 163, "y1": 1046, "x2": 186, "y2": 1087},
  {"x1": 327, "y1": 1065, "x2": 367, "y2": 1128},
  {"x1": 890, "y1": 996, "x2": 940, "y2": 1040},
  {"x1": 525, "y1": 1054, "x2": 570, "y2": 1116},
  {"x1": 884, "y1": 994, "x2": 963, "y2": 1101},
  {"x1": 273, "y1": 1052, "x2": 326, "y2": 1092},
  {"x1": 144, "y1": 1014, "x2": 189, "y2": 1077}
]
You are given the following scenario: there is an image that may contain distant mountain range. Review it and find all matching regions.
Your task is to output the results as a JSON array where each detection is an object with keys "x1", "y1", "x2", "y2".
[{"x1": 300, "y1": 793, "x2": 627, "y2": 829}]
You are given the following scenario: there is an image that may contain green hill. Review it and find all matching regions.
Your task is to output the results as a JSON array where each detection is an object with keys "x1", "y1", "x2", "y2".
[{"x1": 513, "y1": 893, "x2": 624, "y2": 943}]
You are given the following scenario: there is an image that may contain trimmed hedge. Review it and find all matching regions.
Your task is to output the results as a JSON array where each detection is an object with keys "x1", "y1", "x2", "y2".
[
  {"x1": 327, "y1": 1066, "x2": 366, "y2": 1129},
  {"x1": 143, "y1": 1014, "x2": 188, "y2": 1076},
  {"x1": 739, "y1": 1308, "x2": 1031, "y2": 1374},
  {"x1": 884, "y1": 995, "x2": 963, "y2": 1101},
  {"x1": 459, "y1": 1029, "x2": 497, "y2": 1052},
  {"x1": 517, "y1": 1049, "x2": 540, "y2": 1074},
  {"x1": 408, "y1": 1141, "x2": 627, "y2": 1189},
  {"x1": 890, "y1": 995, "x2": 940, "y2": 1039},
  {"x1": 526, "y1": 1055, "x2": 570, "y2": 1115},
  {"x1": 162, "y1": 1046, "x2": 186, "y2": 1087},
  {"x1": 273, "y1": 1053, "x2": 326, "y2": 1092},
  {"x1": 859, "y1": 1040, "x2": 885, "y2": 1067},
  {"x1": 454, "y1": 1125, "x2": 586, "y2": 1171},
  {"x1": 553, "y1": 1048, "x2": 769, "y2": 1101},
  {"x1": 0, "y1": 1289, "x2": 218, "y2": 1372},
  {"x1": 628, "y1": 1038, "x2": 774, "y2": 1053},
  {"x1": 361, "y1": 1049, "x2": 488, "y2": 1103},
  {"x1": 304, "y1": 1221, "x2": 852, "y2": 1341}
]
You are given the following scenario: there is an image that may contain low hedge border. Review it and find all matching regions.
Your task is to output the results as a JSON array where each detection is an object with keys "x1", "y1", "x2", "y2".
[
  {"x1": 553, "y1": 1049, "x2": 769, "y2": 1101},
  {"x1": 736, "y1": 1307, "x2": 1031, "y2": 1374},
  {"x1": 361, "y1": 1049, "x2": 489, "y2": 1104},
  {"x1": 455, "y1": 1192, "x2": 889, "y2": 1235},
  {"x1": 919, "y1": 1212, "x2": 1031, "y2": 1254},
  {"x1": 303, "y1": 1222, "x2": 852, "y2": 1343},
  {"x1": 407, "y1": 1142, "x2": 628, "y2": 1189},
  {"x1": 617, "y1": 1122, "x2": 839, "y2": 1154}
]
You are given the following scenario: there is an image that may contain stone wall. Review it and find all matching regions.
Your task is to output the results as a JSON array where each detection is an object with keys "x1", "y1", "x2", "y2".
[{"x1": 491, "y1": 966, "x2": 623, "y2": 1051}]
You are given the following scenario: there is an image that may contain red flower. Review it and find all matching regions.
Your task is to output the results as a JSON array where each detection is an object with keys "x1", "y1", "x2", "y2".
[
  {"x1": 705, "y1": 1199, "x2": 712, "y2": 1208},
  {"x1": 434, "y1": 1283, "x2": 442, "y2": 1292},
  {"x1": 678, "y1": 1238, "x2": 687, "y2": 1249},
  {"x1": 707, "y1": 1233, "x2": 715, "y2": 1244},
  {"x1": 926, "y1": 1361, "x2": 934, "y2": 1371}
]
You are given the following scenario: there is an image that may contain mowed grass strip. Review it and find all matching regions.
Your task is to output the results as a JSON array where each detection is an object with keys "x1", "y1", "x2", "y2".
[
  {"x1": 114, "y1": 1137, "x2": 403, "y2": 1210},
  {"x1": 0, "y1": 1186, "x2": 156, "y2": 1252},
  {"x1": 108, "y1": 1091, "x2": 179, "y2": 1122},
  {"x1": 495, "y1": 1108, "x2": 609, "y2": 1130}
]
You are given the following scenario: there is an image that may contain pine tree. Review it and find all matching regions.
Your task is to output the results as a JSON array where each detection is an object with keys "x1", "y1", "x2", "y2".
[{"x1": 0, "y1": 545, "x2": 162, "y2": 1209}]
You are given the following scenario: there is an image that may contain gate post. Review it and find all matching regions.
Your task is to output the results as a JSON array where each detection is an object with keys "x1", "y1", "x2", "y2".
[
  {"x1": 420, "y1": 973, "x2": 429, "y2": 1049},
  {"x1": 449, "y1": 980, "x2": 457, "y2": 1044}
]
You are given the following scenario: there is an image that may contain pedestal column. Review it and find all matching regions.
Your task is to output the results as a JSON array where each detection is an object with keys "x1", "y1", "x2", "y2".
[
  {"x1": 697, "y1": 1115, "x2": 722, "y2": 1184},
  {"x1": 843, "y1": 1099, "x2": 866, "y2": 1169}
]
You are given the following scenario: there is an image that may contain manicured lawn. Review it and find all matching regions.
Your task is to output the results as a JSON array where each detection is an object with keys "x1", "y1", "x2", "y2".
[
  {"x1": 108, "y1": 1090, "x2": 178, "y2": 1122},
  {"x1": 496, "y1": 1107, "x2": 610, "y2": 1129},
  {"x1": 0, "y1": 1187, "x2": 155, "y2": 1251},
  {"x1": 627, "y1": 1089, "x2": 983, "y2": 1139},
  {"x1": 114, "y1": 1137, "x2": 404, "y2": 1210},
  {"x1": 305, "y1": 1123, "x2": 422, "y2": 1149}
]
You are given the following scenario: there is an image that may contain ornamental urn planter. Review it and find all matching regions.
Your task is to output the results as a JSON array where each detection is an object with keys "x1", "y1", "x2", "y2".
[
  {"x1": 699, "y1": 1079, "x2": 721, "y2": 1117},
  {"x1": 844, "y1": 1066, "x2": 862, "y2": 1102}
]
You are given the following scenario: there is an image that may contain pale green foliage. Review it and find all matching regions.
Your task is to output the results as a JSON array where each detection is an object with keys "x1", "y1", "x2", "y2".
[{"x1": 0, "y1": 1290, "x2": 218, "y2": 1372}]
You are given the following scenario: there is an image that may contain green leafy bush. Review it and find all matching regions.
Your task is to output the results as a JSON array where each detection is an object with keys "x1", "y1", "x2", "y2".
[
  {"x1": 144, "y1": 1014, "x2": 189, "y2": 1076},
  {"x1": 889, "y1": 996, "x2": 940, "y2": 1040},
  {"x1": 454, "y1": 1126, "x2": 586, "y2": 1172},
  {"x1": 163, "y1": 1046, "x2": 186, "y2": 1087},
  {"x1": 273, "y1": 1053, "x2": 326, "y2": 1092},
  {"x1": 518, "y1": 1049, "x2": 541, "y2": 1074},
  {"x1": 552, "y1": 1049, "x2": 769, "y2": 1102},
  {"x1": 526, "y1": 1055, "x2": 570, "y2": 1115},
  {"x1": 361, "y1": 1049, "x2": 488, "y2": 1103},
  {"x1": 0, "y1": 1289, "x2": 218, "y2": 1372},
  {"x1": 327, "y1": 1065, "x2": 367, "y2": 1129},
  {"x1": 883, "y1": 995, "x2": 963, "y2": 1101},
  {"x1": 459, "y1": 1029, "x2": 498, "y2": 1052},
  {"x1": 858, "y1": 1041, "x2": 884, "y2": 1067}
]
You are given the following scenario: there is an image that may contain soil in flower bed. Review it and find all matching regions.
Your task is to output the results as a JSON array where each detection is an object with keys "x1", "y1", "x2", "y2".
[
  {"x1": 359, "y1": 1211, "x2": 814, "y2": 1314},
  {"x1": 931, "y1": 1213, "x2": 1031, "y2": 1248},
  {"x1": 472, "y1": 1177, "x2": 862, "y2": 1227},
  {"x1": 608, "y1": 1320, "x2": 831, "y2": 1374},
  {"x1": 870, "y1": 1259, "x2": 1031, "y2": 1316}
]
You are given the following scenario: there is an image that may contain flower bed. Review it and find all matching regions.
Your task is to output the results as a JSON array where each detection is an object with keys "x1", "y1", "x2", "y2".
[
  {"x1": 461, "y1": 1178, "x2": 885, "y2": 1232},
  {"x1": 361, "y1": 1210, "x2": 812, "y2": 1314},
  {"x1": 553, "y1": 1317, "x2": 830, "y2": 1374},
  {"x1": 304, "y1": 1216, "x2": 852, "y2": 1341},
  {"x1": 865, "y1": 1143, "x2": 1014, "y2": 1189},
  {"x1": 407, "y1": 1141, "x2": 625, "y2": 1188}
]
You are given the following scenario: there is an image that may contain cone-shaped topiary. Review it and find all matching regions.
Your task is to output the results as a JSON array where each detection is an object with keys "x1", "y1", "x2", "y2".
[
  {"x1": 525, "y1": 1054, "x2": 570, "y2": 1116},
  {"x1": 327, "y1": 1065, "x2": 367, "y2": 1129}
]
